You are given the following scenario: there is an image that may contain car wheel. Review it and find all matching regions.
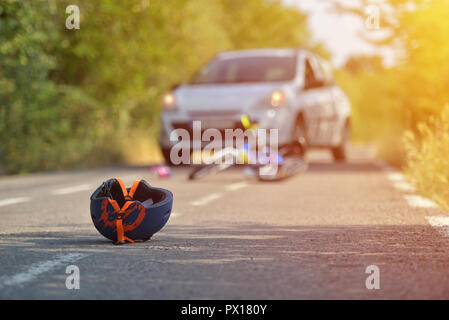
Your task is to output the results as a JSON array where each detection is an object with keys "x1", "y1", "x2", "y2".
[
  {"x1": 290, "y1": 119, "x2": 307, "y2": 157},
  {"x1": 331, "y1": 122, "x2": 350, "y2": 162},
  {"x1": 160, "y1": 147, "x2": 175, "y2": 166}
]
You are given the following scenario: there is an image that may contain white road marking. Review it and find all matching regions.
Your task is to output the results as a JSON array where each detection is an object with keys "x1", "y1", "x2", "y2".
[
  {"x1": 171, "y1": 212, "x2": 181, "y2": 218},
  {"x1": 379, "y1": 161, "x2": 449, "y2": 238},
  {"x1": 404, "y1": 195, "x2": 438, "y2": 208},
  {"x1": 225, "y1": 182, "x2": 248, "y2": 191},
  {"x1": 425, "y1": 216, "x2": 449, "y2": 236},
  {"x1": 394, "y1": 181, "x2": 416, "y2": 193},
  {"x1": 1, "y1": 253, "x2": 88, "y2": 287},
  {"x1": 190, "y1": 193, "x2": 223, "y2": 207},
  {"x1": 52, "y1": 184, "x2": 92, "y2": 195},
  {"x1": 0, "y1": 197, "x2": 30, "y2": 207},
  {"x1": 388, "y1": 172, "x2": 405, "y2": 182}
]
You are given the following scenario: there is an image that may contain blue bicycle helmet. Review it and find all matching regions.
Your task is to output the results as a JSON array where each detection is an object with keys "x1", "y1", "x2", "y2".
[{"x1": 90, "y1": 178, "x2": 173, "y2": 245}]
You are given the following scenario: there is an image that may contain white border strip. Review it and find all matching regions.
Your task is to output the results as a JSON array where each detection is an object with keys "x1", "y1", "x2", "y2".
[
  {"x1": 426, "y1": 216, "x2": 449, "y2": 236},
  {"x1": 394, "y1": 181, "x2": 416, "y2": 193},
  {"x1": 404, "y1": 195, "x2": 438, "y2": 208}
]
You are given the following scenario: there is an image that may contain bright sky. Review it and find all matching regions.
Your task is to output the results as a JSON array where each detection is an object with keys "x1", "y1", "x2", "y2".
[{"x1": 283, "y1": 0, "x2": 394, "y2": 67}]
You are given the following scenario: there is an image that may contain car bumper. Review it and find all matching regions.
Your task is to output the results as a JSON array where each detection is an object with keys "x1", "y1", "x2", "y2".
[{"x1": 159, "y1": 108, "x2": 293, "y2": 150}]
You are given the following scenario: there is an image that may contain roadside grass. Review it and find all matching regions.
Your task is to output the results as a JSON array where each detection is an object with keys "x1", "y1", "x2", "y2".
[
  {"x1": 376, "y1": 130, "x2": 407, "y2": 169},
  {"x1": 404, "y1": 105, "x2": 449, "y2": 211},
  {"x1": 121, "y1": 130, "x2": 164, "y2": 166}
]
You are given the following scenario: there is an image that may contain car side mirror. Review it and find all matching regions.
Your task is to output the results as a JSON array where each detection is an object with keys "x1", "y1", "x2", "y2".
[{"x1": 170, "y1": 83, "x2": 180, "y2": 91}]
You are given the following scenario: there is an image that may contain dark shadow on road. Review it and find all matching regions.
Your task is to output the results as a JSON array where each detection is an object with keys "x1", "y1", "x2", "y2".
[
  {"x1": 181, "y1": 160, "x2": 383, "y2": 185},
  {"x1": 307, "y1": 161, "x2": 382, "y2": 172},
  {"x1": 1, "y1": 222, "x2": 449, "y2": 299}
]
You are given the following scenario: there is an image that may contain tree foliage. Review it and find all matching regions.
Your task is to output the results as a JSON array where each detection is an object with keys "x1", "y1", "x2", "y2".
[
  {"x1": 0, "y1": 0, "x2": 312, "y2": 173},
  {"x1": 333, "y1": 0, "x2": 449, "y2": 165}
]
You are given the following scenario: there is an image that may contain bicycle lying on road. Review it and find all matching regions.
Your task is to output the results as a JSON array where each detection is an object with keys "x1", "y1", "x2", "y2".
[{"x1": 188, "y1": 115, "x2": 308, "y2": 181}]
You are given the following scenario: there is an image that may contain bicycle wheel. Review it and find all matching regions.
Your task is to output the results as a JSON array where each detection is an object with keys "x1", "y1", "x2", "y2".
[
  {"x1": 188, "y1": 163, "x2": 234, "y2": 180},
  {"x1": 188, "y1": 165, "x2": 214, "y2": 180},
  {"x1": 258, "y1": 156, "x2": 307, "y2": 181}
]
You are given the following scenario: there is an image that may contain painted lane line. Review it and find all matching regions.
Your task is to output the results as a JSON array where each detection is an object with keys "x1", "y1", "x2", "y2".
[
  {"x1": 425, "y1": 216, "x2": 449, "y2": 236},
  {"x1": 52, "y1": 184, "x2": 92, "y2": 195},
  {"x1": 0, "y1": 197, "x2": 30, "y2": 207},
  {"x1": 394, "y1": 181, "x2": 416, "y2": 193},
  {"x1": 225, "y1": 182, "x2": 248, "y2": 191},
  {"x1": 190, "y1": 193, "x2": 223, "y2": 207},
  {"x1": 1, "y1": 252, "x2": 88, "y2": 288},
  {"x1": 404, "y1": 195, "x2": 438, "y2": 208}
]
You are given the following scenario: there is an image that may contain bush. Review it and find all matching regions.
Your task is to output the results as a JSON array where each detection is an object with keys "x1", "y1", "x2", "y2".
[{"x1": 404, "y1": 105, "x2": 449, "y2": 211}]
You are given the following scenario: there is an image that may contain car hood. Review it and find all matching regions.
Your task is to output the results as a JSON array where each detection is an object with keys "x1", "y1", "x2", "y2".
[{"x1": 175, "y1": 83, "x2": 286, "y2": 114}]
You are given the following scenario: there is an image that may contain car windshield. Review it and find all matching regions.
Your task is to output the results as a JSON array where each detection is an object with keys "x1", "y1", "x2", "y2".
[{"x1": 190, "y1": 55, "x2": 297, "y2": 84}]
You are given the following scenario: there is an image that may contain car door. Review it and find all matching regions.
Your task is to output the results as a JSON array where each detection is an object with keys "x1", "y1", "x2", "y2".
[
  {"x1": 314, "y1": 57, "x2": 341, "y2": 146},
  {"x1": 299, "y1": 54, "x2": 334, "y2": 147}
]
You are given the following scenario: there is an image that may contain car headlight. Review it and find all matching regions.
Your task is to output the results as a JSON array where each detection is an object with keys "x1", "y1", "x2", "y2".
[
  {"x1": 270, "y1": 90, "x2": 286, "y2": 107},
  {"x1": 163, "y1": 92, "x2": 177, "y2": 111}
]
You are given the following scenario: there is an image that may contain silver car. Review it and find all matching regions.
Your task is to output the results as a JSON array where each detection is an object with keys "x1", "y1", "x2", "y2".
[{"x1": 159, "y1": 48, "x2": 351, "y2": 164}]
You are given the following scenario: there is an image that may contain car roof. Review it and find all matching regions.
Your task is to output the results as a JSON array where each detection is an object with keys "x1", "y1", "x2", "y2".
[{"x1": 217, "y1": 48, "x2": 301, "y2": 60}]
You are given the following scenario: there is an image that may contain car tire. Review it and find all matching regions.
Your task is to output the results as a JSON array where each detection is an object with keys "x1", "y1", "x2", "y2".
[
  {"x1": 331, "y1": 122, "x2": 350, "y2": 162},
  {"x1": 290, "y1": 118, "x2": 307, "y2": 157},
  {"x1": 160, "y1": 147, "x2": 175, "y2": 166}
]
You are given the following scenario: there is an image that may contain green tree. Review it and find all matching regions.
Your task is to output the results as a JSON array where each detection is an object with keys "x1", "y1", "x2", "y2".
[
  {"x1": 0, "y1": 1, "x2": 111, "y2": 173},
  {"x1": 332, "y1": 0, "x2": 449, "y2": 165},
  {"x1": 1, "y1": 0, "x2": 316, "y2": 173},
  {"x1": 0, "y1": 0, "x2": 60, "y2": 173}
]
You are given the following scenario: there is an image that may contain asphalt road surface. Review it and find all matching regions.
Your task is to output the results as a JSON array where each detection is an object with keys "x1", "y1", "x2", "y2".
[{"x1": 1, "y1": 145, "x2": 449, "y2": 299}]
